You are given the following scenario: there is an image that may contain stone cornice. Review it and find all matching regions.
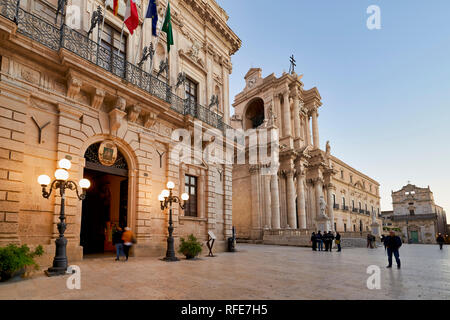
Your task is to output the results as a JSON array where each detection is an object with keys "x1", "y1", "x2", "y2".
[{"x1": 181, "y1": 0, "x2": 241, "y2": 55}]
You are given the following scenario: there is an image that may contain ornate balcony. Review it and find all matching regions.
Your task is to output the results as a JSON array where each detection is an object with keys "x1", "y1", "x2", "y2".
[
  {"x1": 0, "y1": 0, "x2": 229, "y2": 134},
  {"x1": 333, "y1": 204, "x2": 339, "y2": 210}
]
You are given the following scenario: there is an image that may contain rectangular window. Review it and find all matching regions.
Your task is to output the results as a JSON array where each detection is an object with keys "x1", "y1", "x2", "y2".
[
  {"x1": 344, "y1": 224, "x2": 347, "y2": 232},
  {"x1": 342, "y1": 197, "x2": 345, "y2": 208},
  {"x1": 100, "y1": 23, "x2": 127, "y2": 73},
  {"x1": 184, "y1": 175, "x2": 198, "y2": 217},
  {"x1": 185, "y1": 77, "x2": 198, "y2": 105},
  {"x1": 334, "y1": 223, "x2": 337, "y2": 231},
  {"x1": 352, "y1": 200, "x2": 355, "y2": 209},
  {"x1": 333, "y1": 194, "x2": 336, "y2": 206},
  {"x1": 340, "y1": 170, "x2": 344, "y2": 179}
]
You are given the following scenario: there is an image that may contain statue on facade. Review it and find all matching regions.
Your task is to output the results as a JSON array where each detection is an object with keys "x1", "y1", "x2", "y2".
[
  {"x1": 267, "y1": 101, "x2": 276, "y2": 126},
  {"x1": 319, "y1": 195, "x2": 328, "y2": 219}
]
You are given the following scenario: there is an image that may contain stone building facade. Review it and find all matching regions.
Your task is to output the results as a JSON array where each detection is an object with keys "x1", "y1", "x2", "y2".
[
  {"x1": 0, "y1": 0, "x2": 240, "y2": 263},
  {"x1": 231, "y1": 68, "x2": 382, "y2": 242},
  {"x1": 382, "y1": 184, "x2": 447, "y2": 244}
]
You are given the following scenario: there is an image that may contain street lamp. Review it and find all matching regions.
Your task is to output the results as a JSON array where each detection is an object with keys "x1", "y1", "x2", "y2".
[
  {"x1": 37, "y1": 159, "x2": 90, "y2": 276},
  {"x1": 159, "y1": 181, "x2": 189, "y2": 262}
]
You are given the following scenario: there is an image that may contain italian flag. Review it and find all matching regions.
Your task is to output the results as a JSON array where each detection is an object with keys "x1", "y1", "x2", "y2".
[{"x1": 124, "y1": 0, "x2": 139, "y2": 35}]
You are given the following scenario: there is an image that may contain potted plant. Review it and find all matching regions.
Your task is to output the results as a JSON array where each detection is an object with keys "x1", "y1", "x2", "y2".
[
  {"x1": 178, "y1": 234, "x2": 202, "y2": 259},
  {"x1": 0, "y1": 244, "x2": 44, "y2": 282}
]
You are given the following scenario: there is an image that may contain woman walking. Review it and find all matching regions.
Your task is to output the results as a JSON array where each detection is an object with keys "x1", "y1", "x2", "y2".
[
  {"x1": 311, "y1": 232, "x2": 317, "y2": 251},
  {"x1": 112, "y1": 224, "x2": 124, "y2": 261},
  {"x1": 335, "y1": 232, "x2": 341, "y2": 252}
]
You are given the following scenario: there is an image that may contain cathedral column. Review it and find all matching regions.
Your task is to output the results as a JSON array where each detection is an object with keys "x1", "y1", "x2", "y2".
[
  {"x1": 292, "y1": 92, "x2": 301, "y2": 141},
  {"x1": 271, "y1": 174, "x2": 281, "y2": 229},
  {"x1": 282, "y1": 90, "x2": 291, "y2": 137},
  {"x1": 296, "y1": 171, "x2": 307, "y2": 229},
  {"x1": 306, "y1": 116, "x2": 312, "y2": 146},
  {"x1": 311, "y1": 108, "x2": 320, "y2": 149},
  {"x1": 274, "y1": 94, "x2": 282, "y2": 134},
  {"x1": 327, "y1": 184, "x2": 335, "y2": 231},
  {"x1": 286, "y1": 170, "x2": 297, "y2": 229},
  {"x1": 314, "y1": 178, "x2": 323, "y2": 220},
  {"x1": 264, "y1": 175, "x2": 272, "y2": 229}
]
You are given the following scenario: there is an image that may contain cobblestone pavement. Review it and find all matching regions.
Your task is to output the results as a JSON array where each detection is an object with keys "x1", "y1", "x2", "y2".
[{"x1": 1, "y1": 243, "x2": 449, "y2": 300}]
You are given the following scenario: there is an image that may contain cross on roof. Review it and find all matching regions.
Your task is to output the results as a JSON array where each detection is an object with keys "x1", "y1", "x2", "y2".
[{"x1": 289, "y1": 55, "x2": 296, "y2": 74}]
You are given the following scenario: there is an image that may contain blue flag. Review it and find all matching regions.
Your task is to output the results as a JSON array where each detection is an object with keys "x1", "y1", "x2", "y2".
[{"x1": 145, "y1": 0, "x2": 158, "y2": 36}]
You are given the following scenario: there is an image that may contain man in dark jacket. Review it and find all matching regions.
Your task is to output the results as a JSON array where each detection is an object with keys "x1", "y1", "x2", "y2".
[
  {"x1": 316, "y1": 231, "x2": 323, "y2": 251},
  {"x1": 384, "y1": 231, "x2": 402, "y2": 269},
  {"x1": 311, "y1": 232, "x2": 317, "y2": 251},
  {"x1": 335, "y1": 232, "x2": 342, "y2": 252},
  {"x1": 327, "y1": 231, "x2": 335, "y2": 252},
  {"x1": 112, "y1": 225, "x2": 124, "y2": 261},
  {"x1": 437, "y1": 233, "x2": 445, "y2": 250}
]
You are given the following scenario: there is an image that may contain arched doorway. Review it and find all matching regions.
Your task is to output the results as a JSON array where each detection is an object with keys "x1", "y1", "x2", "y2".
[{"x1": 80, "y1": 142, "x2": 129, "y2": 255}]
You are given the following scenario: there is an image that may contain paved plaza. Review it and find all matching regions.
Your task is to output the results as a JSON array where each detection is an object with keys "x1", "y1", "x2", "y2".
[{"x1": 0, "y1": 243, "x2": 449, "y2": 300}]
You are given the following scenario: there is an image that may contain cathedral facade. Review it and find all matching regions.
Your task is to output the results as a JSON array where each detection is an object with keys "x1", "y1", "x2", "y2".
[{"x1": 231, "y1": 68, "x2": 382, "y2": 242}]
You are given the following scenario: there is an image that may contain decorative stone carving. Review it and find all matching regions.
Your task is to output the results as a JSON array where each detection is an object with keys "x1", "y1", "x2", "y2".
[
  {"x1": 143, "y1": 111, "x2": 159, "y2": 129},
  {"x1": 109, "y1": 108, "x2": 127, "y2": 136},
  {"x1": 319, "y1": 196, "x2": 328, "y2": 219},
  {"x1": 66, "y1": 75, "x2": 82, "y2": 99},
  {"x1": 91, "y1": 88, "x2": 105, "y2": 110},
  {"x1": 127, "y1": 104, "x2": 141, "y2": 123},
  {"x1": 115, "y1": 96, "x2": 127, "y2": 111}
]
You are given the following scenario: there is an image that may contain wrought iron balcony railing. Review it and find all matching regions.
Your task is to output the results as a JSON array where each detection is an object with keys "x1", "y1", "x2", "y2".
[
  {"x1": 0, "y1": 0, "x2": 229, "y2": 134},
  {"x1": 343, "y1": 205, "x2": 349, "y2": 211},
  {"x1": 333, "y1": 204, "x2": 339, "y2": 210},
  {"x1": 352, "y1": 208, "x2": 358, "y2": 213}
]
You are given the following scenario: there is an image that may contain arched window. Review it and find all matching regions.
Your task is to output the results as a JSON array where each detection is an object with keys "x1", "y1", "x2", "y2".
[{"x1": 244, "y1": 98, "x2": 265, "y2": 130}]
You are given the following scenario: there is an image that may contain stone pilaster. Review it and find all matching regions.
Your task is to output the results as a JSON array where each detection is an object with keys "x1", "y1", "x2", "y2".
[
  {"x1": 311, "y1": 108, "x2": 319, "y2": 149},
  {"x1": 223, "y1": 165, "x2": 233, "y2": 238},
  {"x1": 282, "y1": 90, "x2": 291, "y2": 138},
  {"x1": 263, "y1": 175, "x2": 272, "y2": 229},
  {"x1": 327, "y1": 183, "x2": 336, "y2": 231},
  {"x1": 296, "y1": 171, "x2": 307, "y2": 229},
  {"x1": 249, "y1": 165, "x2": 261, "y2": 239},
  {"x1": 0, "y1": 83, "x2": 28, "y2": 245}
]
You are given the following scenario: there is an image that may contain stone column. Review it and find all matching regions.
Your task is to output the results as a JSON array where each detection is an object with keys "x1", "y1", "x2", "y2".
[
  {"x1": 286, "y1": 170, "x2": 297, "y2": 229},
  {"x1": 311, "y1": 108, "x2": 319, "y2": 149},
  {"x1": 306, "y1": 116, "x2": 312, "y2": 146},
  {"x1": 327, "y1": 184, "x2": 335, "y2": 231},
  {"x1": 282, "y1": 91, "x2": 291, "y2": 137},
  {"x1": 296, "y1": 172, "x2": 307, "y2": 229},
  {"x1": 274, "y1": 94, "x2": 282, "y2": 134},
  {"x1": 314, "y1": 178, "x2": 323, "y2": 220},
  {"x1": 264, "y1": 175, "x2": 272, "y2": 229},
  {"x1": 249, "y1": 165, "x2": 261, "y2": 239},
  {"x1": 270, "y1": 174, "x2": 281, "y2": 229}
]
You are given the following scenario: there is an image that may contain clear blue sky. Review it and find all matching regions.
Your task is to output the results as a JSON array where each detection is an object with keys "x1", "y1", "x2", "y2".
[{"x1": 218, "y1": 0, "x2": 450, "y2": 217}]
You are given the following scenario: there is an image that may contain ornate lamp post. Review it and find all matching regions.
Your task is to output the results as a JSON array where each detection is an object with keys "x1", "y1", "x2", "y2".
[
  {"x1": 37, "y1": 159, "x2": 90, "y2": 276},
  {"x1": 158, "y1": 181, "x2": 189, "y2": 262}
]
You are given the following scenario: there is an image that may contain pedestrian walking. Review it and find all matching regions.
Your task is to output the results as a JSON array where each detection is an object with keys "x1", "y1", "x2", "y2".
[
  {"x1": 122, "y1": 227, "x2": 136, "y2": 261},
  {"x1": 311, "y1": 232, "x2": 317, "y2": 251},
  {"x1": 112, "y1": 224, "x2": 125, "y2": 261},
  {"x1": 436, "y1": 233, "x2": 445, "y2": 250},
  {"x1": 367, "y1": 233, "x2": 374, "y2": 248},
  {"x1": 335, "y1": 232, "x2": 341, "y2": 252},
  {"x1": 316, "y1": 231, "x2": 323, "y2": 251},
  {"x1": 384, "y1": 231, "x2": 402, "y2": 269}
]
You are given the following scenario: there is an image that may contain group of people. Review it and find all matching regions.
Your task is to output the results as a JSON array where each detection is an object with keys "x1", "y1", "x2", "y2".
[
  {"x1": 112, "y1": 224, "x2": 136, "y2": 261},
  {"x1": 310, "y1": 231, "x2": 342, "y2": 252}
]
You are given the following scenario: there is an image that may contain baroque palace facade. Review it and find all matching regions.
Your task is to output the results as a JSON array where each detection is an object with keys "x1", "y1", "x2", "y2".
[
  {"x1": 231, "y1": 68, "x2": 382, "y2": 242},
  {"x1": 0, "y1": 0, "x2": 240, "y2": 262}
]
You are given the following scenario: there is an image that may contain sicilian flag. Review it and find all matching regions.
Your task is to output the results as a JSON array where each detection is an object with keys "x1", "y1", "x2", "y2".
[
  {"x1": 124, "y1": 0, "x2": 139, "y2": 35},
  {"x1": 145, "y1": 0, "x2": 158, "y2": 37},
  {"x1": 113, "y1": 0, "x2": 119, "y2": 16}
]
